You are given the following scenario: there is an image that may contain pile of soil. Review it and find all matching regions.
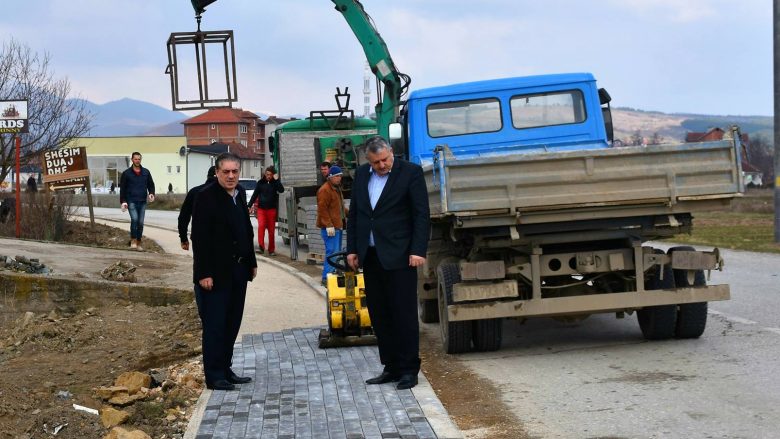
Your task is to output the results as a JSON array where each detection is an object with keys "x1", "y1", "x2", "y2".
[{"x1": 60, "y1": 221, "x2": 164, "y2": 253}]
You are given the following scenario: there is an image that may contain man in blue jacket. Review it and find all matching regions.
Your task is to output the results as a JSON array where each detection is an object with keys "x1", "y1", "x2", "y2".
[{"x1": 119, "y1": 152, "x2": 156, "y2": 251}]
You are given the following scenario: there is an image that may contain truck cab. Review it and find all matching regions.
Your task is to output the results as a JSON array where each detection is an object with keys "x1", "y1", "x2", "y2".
[{"x1": 403, "y1": 73, "x2": 612, "y2": 165}]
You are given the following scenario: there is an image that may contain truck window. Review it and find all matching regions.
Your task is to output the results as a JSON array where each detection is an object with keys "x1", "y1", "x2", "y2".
[
  {"x1": 427, "y1": 98, "x2": 502, "y2": 138},
  {"x1": 510, "y1": 90, "x2": 586, "y2": 129}
]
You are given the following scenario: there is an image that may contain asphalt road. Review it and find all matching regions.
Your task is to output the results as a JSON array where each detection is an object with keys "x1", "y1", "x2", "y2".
[
  {"x1": 440, "y1": 243, "x2": 780, "y2": 439},
  {"x1": 85, "y1": 207, "x2": 780, "y2": 438}
]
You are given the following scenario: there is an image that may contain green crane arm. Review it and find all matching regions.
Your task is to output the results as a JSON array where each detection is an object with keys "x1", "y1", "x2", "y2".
[{"x1": 330, "y1": 0, "x2": 408, "y2": 139}]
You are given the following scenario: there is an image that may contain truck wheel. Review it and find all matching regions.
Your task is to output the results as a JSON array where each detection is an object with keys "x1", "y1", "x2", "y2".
[
  {"x1": 637, "y1": 250, "x2": 677, "y2": 340},
  {"x1": 472, "y1": 319, "x2": 502, "y2": 352},
  {"x1": 437, "y1": 263, "x2": 472, "y2": 354},
  {"x1": 668, "y1": 247, "x2": 708, "y2": 339},
  {"x1": 418, "y1": 299, "x2": 439, "y2": 323}
]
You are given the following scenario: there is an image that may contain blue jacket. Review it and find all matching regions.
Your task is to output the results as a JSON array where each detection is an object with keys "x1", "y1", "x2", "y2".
[{"x1": 119, "y1": 166, "x2": 155, "y2": 204}]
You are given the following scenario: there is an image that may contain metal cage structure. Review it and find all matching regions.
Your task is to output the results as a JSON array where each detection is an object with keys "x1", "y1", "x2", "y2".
[{"x1": 165, "y1": 29, "x2": 238, "y2": 111}]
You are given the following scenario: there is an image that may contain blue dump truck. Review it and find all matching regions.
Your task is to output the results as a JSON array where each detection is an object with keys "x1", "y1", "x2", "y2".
[
  {"x1": 398, "y1": 72, "x2": 743, "y2": 353},
  {"x1": 180, "y1": 1, "x2": 743, "y2": 354}
]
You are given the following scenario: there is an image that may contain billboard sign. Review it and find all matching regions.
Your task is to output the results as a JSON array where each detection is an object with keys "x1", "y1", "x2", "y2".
[
  {"x1": 0, "y1": 100, "x2": 29, "y2": 134},
  {"x1": 42, "y1": 147, "x2": 90, "y2": 191}
]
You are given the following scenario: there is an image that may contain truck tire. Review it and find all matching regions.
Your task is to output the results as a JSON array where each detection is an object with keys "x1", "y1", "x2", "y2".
[
  {"x1": 637, "y1": 250, "x2": 677, "y2": 340},
  {"x1": 472, "y1": 319, "x2": 502, "y2": 352},
  {"x1": 668, "y1": 246, "x2": 708, "y2": 339},
  {"x1": 437, "y1": 263, "x2": 472, "y2": 354},
  {"x1": 418, "y1": 298, "x2": 439, "y2": 323}
]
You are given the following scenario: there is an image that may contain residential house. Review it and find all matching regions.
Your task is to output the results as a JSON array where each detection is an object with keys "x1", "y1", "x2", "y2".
[{"x1": 182, "y1": 107, "x2": 266, "y2": 176}]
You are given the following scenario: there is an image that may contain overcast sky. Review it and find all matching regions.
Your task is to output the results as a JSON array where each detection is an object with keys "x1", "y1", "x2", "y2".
[{"x1": 0, "y1": 0, "x2": 772, "y2": 117}]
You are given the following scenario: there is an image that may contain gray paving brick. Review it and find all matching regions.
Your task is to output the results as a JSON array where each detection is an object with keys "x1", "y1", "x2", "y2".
[{"x1": 196, "y1": 326, "x2": 447, "y2": 438}]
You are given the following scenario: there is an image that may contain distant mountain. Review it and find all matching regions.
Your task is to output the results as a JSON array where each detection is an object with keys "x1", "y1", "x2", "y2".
[
  {"x1": 74, "y1": 98, "x2": 306, "y2": 137},
  {"x1": 71, "y1": 98, "x2": 187, "y2": 137},
  {"x1": 139, "y1": 120, "x2": 185, "y2": 136}
]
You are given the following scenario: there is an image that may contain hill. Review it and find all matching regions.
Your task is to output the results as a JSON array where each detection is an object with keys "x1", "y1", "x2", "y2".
[
  {"x1": 611, "y1": 107, "x2": 772, "y2": 144},
  {"x1": 80, "y1": 98, "x2": 186, "y2": 136}
]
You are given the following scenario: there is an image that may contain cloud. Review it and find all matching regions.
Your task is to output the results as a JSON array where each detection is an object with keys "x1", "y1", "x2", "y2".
[{"x1": 609, "y1": 0, "x2": 717, "y2": 23}]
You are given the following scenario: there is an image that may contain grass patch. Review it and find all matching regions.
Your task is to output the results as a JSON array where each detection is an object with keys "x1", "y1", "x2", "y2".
[{"x1": 670, "y1": 211, "x2": 780, "y2": 254}]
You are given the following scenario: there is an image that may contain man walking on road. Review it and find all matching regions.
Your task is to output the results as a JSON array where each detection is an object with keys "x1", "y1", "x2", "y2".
[
  {"x1": 178, "y1": 166, "x2": 216, "y2": 251},
  {"x1": 119, "y1": 152, "x2": 155, "y2": 251},
  {"x1": 191, "y1": 153, "x2": 257, "y2": 391},
  {"x1": 347, "y1": 136, "x2": 430, "y2": 390},
  {"x1": 316, "y1": 165, "x2": 347, "y2": 285}
]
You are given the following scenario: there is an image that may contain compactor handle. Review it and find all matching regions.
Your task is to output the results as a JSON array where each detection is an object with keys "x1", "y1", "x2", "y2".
[{"x1": 326, "y1": 251, "x2": 351, "y2": 272}]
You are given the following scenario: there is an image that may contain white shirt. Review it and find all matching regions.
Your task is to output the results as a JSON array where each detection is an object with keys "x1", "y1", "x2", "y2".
[{"x1": 367, "y1": 168, "x2": 390, "y2": 246}]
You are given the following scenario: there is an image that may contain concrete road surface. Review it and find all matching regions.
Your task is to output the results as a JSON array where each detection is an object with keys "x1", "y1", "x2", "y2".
[{"x1": 439, "y1": 243, "x2": 780, "y2": 439}]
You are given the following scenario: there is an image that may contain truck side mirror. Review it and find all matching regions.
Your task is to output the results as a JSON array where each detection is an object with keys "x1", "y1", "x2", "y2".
[
  {"x1": 268, "y1": 137, "x2": 275, "y2": 153},
  {"x1": 598, "y1": 88, "x2": 612, "y2": 105},
  {"x1": 602, "y1": 106, "x2": 614, "y2": 144}
]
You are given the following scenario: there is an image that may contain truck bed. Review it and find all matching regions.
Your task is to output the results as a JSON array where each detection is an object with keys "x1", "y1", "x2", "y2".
[{"x1": 424, "y1": 137, "x2": 743, "y2": 226}]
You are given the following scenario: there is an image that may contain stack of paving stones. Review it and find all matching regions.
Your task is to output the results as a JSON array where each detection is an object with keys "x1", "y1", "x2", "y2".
[
  {"x1": 196, "y1": 327, "x2": 437, "y2": 439},
  {"x1": 302, "y1": 197, "x2": 350, "y2": 264},
  {"x1": 300, "y1": 198, "x2": 324, "y2": 261},
  {"x1": 0, "y1": 255, "x2": 50, "y2": 274}
]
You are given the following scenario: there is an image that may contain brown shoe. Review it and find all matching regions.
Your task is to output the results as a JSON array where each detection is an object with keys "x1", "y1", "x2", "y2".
[{"x1": 130, "y1": 239, "x2": 138, "y2": 249}]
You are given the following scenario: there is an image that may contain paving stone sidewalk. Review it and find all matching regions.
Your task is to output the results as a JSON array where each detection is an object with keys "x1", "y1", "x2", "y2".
[{"x1": 195, "y1": 327, "x2": 441, "y2": 439}]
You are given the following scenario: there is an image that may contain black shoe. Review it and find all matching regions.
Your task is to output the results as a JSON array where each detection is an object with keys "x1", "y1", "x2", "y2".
[
  {"x1": 206, "y1": 379, "x2": 236, "y2": 391},
  {"x1": 256, "y1": 248, "x2": 264, "y2": 254},
  {"x1": 227, "y1": 369, "x2": 252, "y2": 384},
  {"x1": 396, "y1": 374, "x2": 418, "y2": 390},
  {"x1": 268, "y1": 251, "x2": 276, "y2": 256},
  {"x1": 365, "y1": 371, "x2": 400, "y2": 385}
]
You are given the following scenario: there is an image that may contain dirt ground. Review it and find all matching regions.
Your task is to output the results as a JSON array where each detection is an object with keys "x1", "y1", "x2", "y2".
[
  {"x1": 1, "y1": 220, "x2": 527, "y2": 438},
  {"x1": 0, "y1": 221, "x2": 201, "y2": 439}
]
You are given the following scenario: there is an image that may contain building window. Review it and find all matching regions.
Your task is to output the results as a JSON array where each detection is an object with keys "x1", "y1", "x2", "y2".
[
  {"x1": 176, "y1": 166, "x2": 181, "y2": 174},
  {"x1": 210, "y1": 124, "x2": 216, "y2": 130},
  {"x1": 240, "y1": 124, "x2": 248, "y2": 134},
  {"x1": 167, "y1": 166, "x2": 172, "y2": 174},
  {"x1": 254, "y1": 160, "x2": 259, "y2": 168},
  {"x1": 241, "y1": 140, "x2": 247, "y2": 146}
]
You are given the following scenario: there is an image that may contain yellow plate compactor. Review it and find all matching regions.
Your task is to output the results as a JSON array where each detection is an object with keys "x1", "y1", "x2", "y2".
[{"x1": 318, "y1": 251, "x2": 377, "y2": 348}]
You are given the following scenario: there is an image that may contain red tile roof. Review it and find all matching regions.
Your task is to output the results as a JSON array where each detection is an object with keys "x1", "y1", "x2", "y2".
[{"x1": 183, "y1": 107, "x2": 261, "y2": 125}]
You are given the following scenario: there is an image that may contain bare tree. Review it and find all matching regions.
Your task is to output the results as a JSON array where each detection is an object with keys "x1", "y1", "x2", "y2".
[
  {"x1": 0, "y1": 39, "x2": 92, "y2": 182},
  {"x1": 746, "y1": 134, "x2": 775, "y2": 186}
]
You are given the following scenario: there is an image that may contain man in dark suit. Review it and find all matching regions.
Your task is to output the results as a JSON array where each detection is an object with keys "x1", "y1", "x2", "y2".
[
  {"x1": 191, "y1": 153, "x2": 257, "y2": 391},
  {"x1": 178, "y1": 166, "x2": 216, "y2": 251},
  {"x1": 347, "y1": 136, "x2": 430, "y2": 390}
]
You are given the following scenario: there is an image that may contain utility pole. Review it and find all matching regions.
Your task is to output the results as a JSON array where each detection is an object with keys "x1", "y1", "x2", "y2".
[{"x1": 775, "y1": 0, "x2": 780, "y2": 242}]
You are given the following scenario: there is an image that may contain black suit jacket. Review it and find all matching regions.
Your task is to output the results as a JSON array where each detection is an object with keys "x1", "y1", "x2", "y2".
[
  {"x1": 347, "y1": 157, "x2": 430, "y2": 271},
  {"x1": 191, "y1": 182, "x2": 257, "y2": 288},
  {"x1": 178, "y1": 177, "x2": 215, "y2": 243}
]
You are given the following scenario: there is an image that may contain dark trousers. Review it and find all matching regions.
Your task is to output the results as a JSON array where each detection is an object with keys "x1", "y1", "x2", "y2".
[
  {"x1": 362, "y1": 247, "x2": 420, "y2": 376},
  {"x1": 194, "y1": 263, "x2": 249, "y2": 384}
]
